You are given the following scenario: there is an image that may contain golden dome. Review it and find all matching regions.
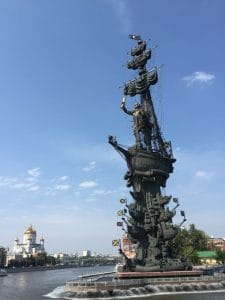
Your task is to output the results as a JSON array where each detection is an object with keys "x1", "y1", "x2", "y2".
[{"x1": 24, "y1": 225, "x2": 36, "y2": 235}]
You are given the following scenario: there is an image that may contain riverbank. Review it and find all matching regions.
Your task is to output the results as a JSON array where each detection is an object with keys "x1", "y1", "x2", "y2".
[{"x1": 6, "y1": 263, "x2": 115, "y2": 274}]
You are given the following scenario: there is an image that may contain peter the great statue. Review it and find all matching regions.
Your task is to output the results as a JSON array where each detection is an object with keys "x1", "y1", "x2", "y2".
[{"x1": 109, "y1": 35, "x2": 190, "y2": 273}]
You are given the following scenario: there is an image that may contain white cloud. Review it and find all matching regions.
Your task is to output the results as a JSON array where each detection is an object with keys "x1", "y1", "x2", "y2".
[
  {"x1": 91, "y1": 189, "x2": 117, "y2": 196},
  {"x1": 183, "y1": 71, "x2": 215, "y2": 86},
  {"x1": 26, "y1": 177, "x2": 37, "y2": 182},
  {"x1": 27, "y1": 168, "x2": 41, "y2": 178},
  {"x1": 27, "y1": 186, "x2": 39, "y2": 192},
  {"x1": 59, "y1": 176, "x2": 68, "y2": 181},
  {"x1": 85, "y1": 198, "x2": 96, "y2": 203},
  {"x1": 79, "y1": 181, "x2": 98, "y2": 189},
  {"x1": 82, "y1": 161, "x2": 96, "y2": 172},
  {"x1": 10, "y1": 183, "x2": 29, "y2": 189},
  {"x1": 50, "y1": 176, "x2": 69, "y2": 183},
  {"x1": 0, "y1": 177, "x2": 18, "y2": 187},
  {"x1": 0, "y1": 175, "x2": 41, "y2": 191},
  {"x1": 108, "y1": 0, "x2": 133, "y2": 33},
  {"x1": 195, "y1": 170, "x2": 213, "y2": 180},
  {"x1": 92, "y1": 189, "x2": 106, "y2": 195},
  {"x1": 54, "y1": 184, "x2": 70, "y2": 191}
]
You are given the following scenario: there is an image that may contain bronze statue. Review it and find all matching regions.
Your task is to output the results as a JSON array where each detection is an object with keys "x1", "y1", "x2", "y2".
[
  {"x1": 109, "y1": 35, "x2": 190, "y2": 272},
  {"x1": 120, "y1": 96, "x2": 152, "y2": 149}
]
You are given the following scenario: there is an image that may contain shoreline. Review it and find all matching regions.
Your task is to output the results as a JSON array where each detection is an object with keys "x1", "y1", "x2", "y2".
[{"x1": 6, "y1": 264, "x2": 114, "y2": 274}]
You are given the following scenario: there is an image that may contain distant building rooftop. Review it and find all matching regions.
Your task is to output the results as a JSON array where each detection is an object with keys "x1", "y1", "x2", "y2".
[{"x1": 197, "y1": 251, "x2": 217, "y2": 258}]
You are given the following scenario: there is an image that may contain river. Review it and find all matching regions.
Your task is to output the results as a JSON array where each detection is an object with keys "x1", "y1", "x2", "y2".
[{"x1": 1, "y1": 265, "x2": 225, "y2": 300}]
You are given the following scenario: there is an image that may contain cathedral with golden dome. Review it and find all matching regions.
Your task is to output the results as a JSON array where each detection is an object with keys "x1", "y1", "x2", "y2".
[{"x1": 12, "y1": 225, "x2": 45, "y2": 257}]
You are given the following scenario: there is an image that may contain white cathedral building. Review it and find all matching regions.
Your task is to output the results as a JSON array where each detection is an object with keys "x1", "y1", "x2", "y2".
[{"x1": 12, "y1": 225, "x2": 45, "y2": 257}]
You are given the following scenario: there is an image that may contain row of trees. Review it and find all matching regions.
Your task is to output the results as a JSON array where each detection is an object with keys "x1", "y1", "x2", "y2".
[
  {"x1": 7, "y1": 253, "x2": 120, "y2": 268},
  {"x1": 7, "y1": 253, "x2": 56, "y2": 268},
  {"x1": 168, "y1": 224, "x2": 208, "y2": 264},
  {"x1": 168, "y1": 224, "x2": 225, "y2": 264}
]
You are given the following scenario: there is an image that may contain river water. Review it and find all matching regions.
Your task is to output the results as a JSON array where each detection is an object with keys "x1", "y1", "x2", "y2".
[{"x1": 1, "y1": 265, "x2": 225, "y2": 300}]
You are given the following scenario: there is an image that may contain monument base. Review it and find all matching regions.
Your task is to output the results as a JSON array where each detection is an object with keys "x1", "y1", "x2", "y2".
[
  {"x1": 115, "y1": 269, "x2": 203, "y2": 279},
  {"x1": 66, "y1": 269, "x2": 225, "y2": 297}
]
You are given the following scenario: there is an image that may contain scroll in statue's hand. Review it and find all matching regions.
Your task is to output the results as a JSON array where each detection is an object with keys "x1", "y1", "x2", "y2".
[{"x1": 120, "y1": 96, "x2": 126, "y2": 108}]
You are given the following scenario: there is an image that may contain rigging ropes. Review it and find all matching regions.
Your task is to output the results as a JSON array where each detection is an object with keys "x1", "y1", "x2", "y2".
[{"x1": 151, "y1": 44, "x2": 165, "y2": 137}]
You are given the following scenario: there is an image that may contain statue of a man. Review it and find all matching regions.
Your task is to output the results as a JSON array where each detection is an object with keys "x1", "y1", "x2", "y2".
[{"x1": 120, "y1": 96, "x2": 152, "y2": 148}]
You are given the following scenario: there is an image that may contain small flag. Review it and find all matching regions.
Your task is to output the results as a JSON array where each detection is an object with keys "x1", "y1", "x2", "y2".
[
  {"x1": 180, "y1": 210, "x2": 185, "y2": 217},
  {"x1": 173, "y1": 198, "x2": 179, "y2": 203},
  {"x1": 112, "y1": 239, "x2": 120, "y2": 247},
  {"x1": 129, "y1": 34, "x2": 141, "y2": 40},
  {"x1": 117, "y1": 221, "x2": 123, "y2": 227},
  {"x1": 120, "y1": 198, "x2": 127, "y2": 204},
  {"x1": 117, "y1": 210, "x2": 124, "y2": 216}
]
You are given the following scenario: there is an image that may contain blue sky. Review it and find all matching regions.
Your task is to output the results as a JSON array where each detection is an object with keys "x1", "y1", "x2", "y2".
[{"x1": 0, "y1": 0, "x2": 224, "y2": 254}]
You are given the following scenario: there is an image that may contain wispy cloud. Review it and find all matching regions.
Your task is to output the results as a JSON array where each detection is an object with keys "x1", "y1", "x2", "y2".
[
  {"x1": 26, "y1": 177, "x2": 37, "y2": 183},
  {"x1": 59, "y1": 176, "x2": 68, "y2": 181},
  {"x1": 10, "y1": 183, "x2": 30, "y2": 189},
  {"x1": 108, "y1": 0, "x2": 133, "y2": 33},
  {"x1": 0, "y1": 176, "x2": 39, "y2": 192},
  {"x1": 54, "y1": 184, "x2": 70, "y2": 191},
  {"x1": 82, "y1": 161, "x2": 96, "y2": 172},
  {"x1": 91, "y1": 189, "x2": 117, "y2": 196},
  {"x1": 79, "y1": 180, "x2": 98, "y2": 189},
  {"x1": 182, "y1": 71, "x2": 215, "y2": 86},
  {"x1": 0, "y1": 177, "x2": 18, "y2": 187},
  {"x1": 27, "y1": 167, "x2": 41, "y2": 178},
  {"x1": 27, "y1": 185, "x2": 40, "y2": 192},
  {"x1": 0, "y1": 167, "x2": 71, "y2": 194},
  {"x1": 195, "y1": 170, "x2": 213, "y2": 180}
]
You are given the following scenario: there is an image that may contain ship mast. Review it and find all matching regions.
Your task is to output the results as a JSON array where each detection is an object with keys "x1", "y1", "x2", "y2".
[{"x1": 123, "y1": 35, "x2": 173, "y2": 157}]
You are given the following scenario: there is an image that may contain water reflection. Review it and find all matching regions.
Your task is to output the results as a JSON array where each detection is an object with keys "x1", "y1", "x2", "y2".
[{"x1": 1, "y1": 266, "x2": 225, "y2": 300}]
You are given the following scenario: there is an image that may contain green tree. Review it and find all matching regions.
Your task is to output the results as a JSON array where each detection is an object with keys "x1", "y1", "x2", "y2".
[
  {"x1": 216, "y1": 250, "x2": 225, "y2": 264},
  {"x1": 35, "y1": 253, "x2": 47, "y2": 266},
  {"x1": 168, "y1": 224, "x2": 208, "y2": 264},
  {"x1": 188, "y1": 224, "x2": 208, "y2": 250},
  {"x1": 46, "y1": 255, "x2": 56, "y2": 265}
]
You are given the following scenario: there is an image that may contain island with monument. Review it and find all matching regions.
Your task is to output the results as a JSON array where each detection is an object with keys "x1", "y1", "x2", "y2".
[{"x1": 65, "y1": 35, "x2": 225, "y2": 297}]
